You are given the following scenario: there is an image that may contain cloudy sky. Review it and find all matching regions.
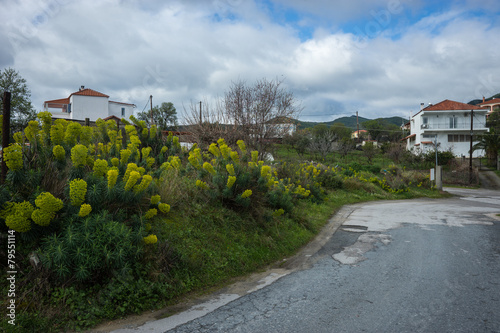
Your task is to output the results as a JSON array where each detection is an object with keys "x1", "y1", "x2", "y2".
[{"x1": 1, "y1": 0, "x2": 499, "y2": 124}]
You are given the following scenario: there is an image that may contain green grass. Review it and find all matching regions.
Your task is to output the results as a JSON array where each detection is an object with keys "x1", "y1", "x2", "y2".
[{"x1": 1, "y1": 147, "x2": 448, "y2": 333}]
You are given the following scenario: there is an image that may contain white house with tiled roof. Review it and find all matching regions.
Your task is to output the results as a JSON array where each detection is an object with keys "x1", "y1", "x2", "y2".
[
  {"x1": 402, "y1": 99, "x2": 489, "y2": 157},
  {"x1": 43, "y1": 86, "x2": 136, "y2": 121},
  {"x1": 479, "y1": 97, "x2": 500, "y2": 114}
]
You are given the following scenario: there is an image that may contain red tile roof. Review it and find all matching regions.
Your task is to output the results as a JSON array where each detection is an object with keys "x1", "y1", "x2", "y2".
[
  {"x1": 71, "y1": 88, "x2": 109, "y2": 98},
  {"x1": 479, "y1": 98, "x2": 500, "y2": 106},
  {"x1": 44, "y1": 88, "x2": 109, "y2": 105},
  {"x1": 44, "y1": 97, "x2": 70, "y2": 105},
  {"x1": 423, "y1": 99, "x2": 487, "y2": 111}
]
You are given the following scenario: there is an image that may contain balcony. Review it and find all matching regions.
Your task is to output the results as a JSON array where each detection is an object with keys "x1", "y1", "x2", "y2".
[{"x1": 420, "y1": 121, "x2": 487, "y2": 131}]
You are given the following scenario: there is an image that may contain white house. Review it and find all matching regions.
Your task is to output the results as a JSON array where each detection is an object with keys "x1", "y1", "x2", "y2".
[
  {"x1": 403, "y1": 100, "x2": 489, "y2": 157},
  {"x1": 43, "y1": 86, "x2": 136, "y2": 122}
]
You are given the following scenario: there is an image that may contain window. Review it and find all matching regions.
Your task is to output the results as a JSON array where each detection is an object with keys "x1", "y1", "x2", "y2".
[
  {"x1": 449, "y1": 116, "x2": 457, "y2": 129},
  {"x1": 121, "y1": 107, "x2": 125, "y2": 117},
  {"x1": 448, "y1": 134, "x2": 473, "y2": 142}
]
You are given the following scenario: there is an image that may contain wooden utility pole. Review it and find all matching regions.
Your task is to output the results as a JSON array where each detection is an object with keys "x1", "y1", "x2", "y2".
[
  {"x1": 356, "y1": 111, "x2": 359, "y2": 143},
  {"x1": 199, "y1": 101, "x2": 202, "y2": 125},
  {"x1": 1, "y1": 91, "x2": 11, "y2": 184},
  {"x1": 469, "y1": 109, "x2": 473, "y2": 184},
  {"x1": 150, "y1": 95, "x2": 153, "y2": 126}
]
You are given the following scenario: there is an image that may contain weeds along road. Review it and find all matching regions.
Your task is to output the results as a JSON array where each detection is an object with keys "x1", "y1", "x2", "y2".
[{"x1": 106, "y1": 187, "x2": 500, "y2": 333}]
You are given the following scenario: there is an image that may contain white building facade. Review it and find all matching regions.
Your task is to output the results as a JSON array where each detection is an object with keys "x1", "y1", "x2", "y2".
[
  {"x1": 403, "y1": 100, "x2": 489, "y2": 157},
  {"x1": 44, "y1": 86, "x2": 135, "y2": 122}
]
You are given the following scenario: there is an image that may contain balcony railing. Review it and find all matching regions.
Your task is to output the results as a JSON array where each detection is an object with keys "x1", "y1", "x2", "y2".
[{"x1": 421, "y1": 122, "x2": 487, "y2": 130}]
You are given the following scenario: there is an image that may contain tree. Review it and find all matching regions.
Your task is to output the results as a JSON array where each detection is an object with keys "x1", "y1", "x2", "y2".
[
  {"x1": 473, "y1": 129, "x2": 500, "y2": 168},
  {"x1": 362, "y1": 142, "x2": 377, "y2": 163},
  {"x1": 337, "y1": 137, "x2": 355, "y2": 160},
  {"x1": 310, "y1": 124, "x2": 338, "y2": 161},
  {"x1": 330, "y1": 123, "x2": 352, "y2": 141},
  {"x1": 0, "y1": 67, "x2": 36, "y2": 134},
  {"x1": 223, "y1": 78, "x2": 302, "y2": 155},
  {"x1": 362, "y1": 119, "x2": 402, "y2": 142},
  {"x1": 137, "y1": 102, "x2": 178, "y2": 131}
]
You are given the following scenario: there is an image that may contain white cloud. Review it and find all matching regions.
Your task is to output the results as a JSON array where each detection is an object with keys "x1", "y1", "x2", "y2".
[{"x1": 1, "y1": 0, "x2": 499, "y2": 124}]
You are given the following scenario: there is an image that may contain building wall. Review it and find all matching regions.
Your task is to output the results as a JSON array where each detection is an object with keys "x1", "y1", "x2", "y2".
[
  {"x1": 408, "y1": 110, "x2": 488, "y2": 158},
  {"x1": 108, "y1": 102, "x2": 135, "y2": 119},
  {"x1": 70, "y1": 95, "x2": 109, "y2": 121}
]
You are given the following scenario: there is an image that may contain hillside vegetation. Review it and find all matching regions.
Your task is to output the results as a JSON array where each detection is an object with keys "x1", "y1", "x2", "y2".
[{"x1": 0, "y1": 113, "x2": 441, "y2": 332}]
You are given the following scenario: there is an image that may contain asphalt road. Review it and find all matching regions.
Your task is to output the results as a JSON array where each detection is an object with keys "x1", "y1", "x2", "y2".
[{"x1": 108, "y1": 187, "x2": 500, "y2": 333}]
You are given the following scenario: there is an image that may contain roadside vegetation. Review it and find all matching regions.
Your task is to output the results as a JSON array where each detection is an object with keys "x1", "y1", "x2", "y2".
[
  {"x1": 1, "y1": 74, "x2": 490, "y2": 332},
  {"x1": 0, "y1": 113, "x2": 446, "y2": 332}
]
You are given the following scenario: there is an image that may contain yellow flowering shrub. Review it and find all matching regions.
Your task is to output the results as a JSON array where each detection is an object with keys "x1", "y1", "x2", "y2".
[
  {"x1": 65, "y1": 122, "x2": 82, "y2": 146},
  {"x1": 107, "y1": 169, "x2": 119, "y2": 189},
  {"x1": 111, "y1": 157, "x2": 119, "y2": 167},
  {"x1": 143, "y1": 234, "x2": 158, "y2": 244},
  {"x1": 272, "y1": 209, "x2": 285, "y2": 217},
  {"x1": 230, "y1": 151, "x2": 239, "y2": 164},
  {"x1": 226, "y1": 164, "x2": 235, "y2": 176},
  {"x1": 251, "y1": 151, "x2": 259, "y2": 163},
  {"x1": 71, "y1": 144, "x2": 88, "y2": 167},
  {"x1": 161, "y1": 146, "x2": 168, "y2": 154},
  {"x1": 146, "y1": 157, "x2": 155, "y2": 168},
  {"x1": 158, "y1": 203, "x2": 170, "y2": 213},
  {"x1": 35, "y1": 192, "x2": 63, "y2": 213},
  {"x1": 227, "y1": 176, "x2": 236, "y2": 189},
  {"x1": 93, "y1": 159, "x2": 109, "y2": 178},
  {"x1": 150, "y1": 125, "x2": 157, "y2": 139},
  {"x1": 124, "y1": 171, "x2": 141, "y2": 191},
  {"x1": 69, "y1": 178, "x2": 87, "y2": 206},
  {"x1": 241, "y1": 189, "x2": 252, "y2": 198},
  {"x1": 24, "y1": 120, "x2": 40, "y2": 142},
  {"x1": 120, "y1": 149, "x2": 132, "y2": 165},
  {"x1": 13, "y1": 132, "x2": 24, "y2": 144},
  {"x1": 203, "y1": 162, "x2": 216, "y2": 175},
  {"x1": 261, "y1": 165, "x2": 271, "y2": 178},
  {"x1": 144, "y1": 208, "x2": 157, "y2": 219},
  {"x1": 3, "y1": 144, "x2": 23, "y2": 171},
  {"x1": 142, "y1": 147, "x2": 152, "y2": 159},
  {"x1": 5, "y1": 201, "x2": 34, "y2": 232},
  {"x1": 208, "y1": 143, "x2": 220, "y2": 157},
  {"x1": 123, "y1": 163, "x2": 139, "y2": 182},
  {"x1": 196, "y1": 180, "x2": 209, "y2": 190},
  {"x1": 31, "y1": 209, "x2": 55, "y2": 226},
  {"x1": 52, "y1": 145, "x2": 65, "y2": 161},
  {"x1": 150, "y1": 195, "x2": 161, "y2": 205},
  {"x1": 237, "y1": 140, "x2": 246, "y2": 154},
  {"x1": 134, "y1": 174, "x2": 153, "y2": 193},
  {"x1": 78, "y1": 204, "x2": 92, "y2": 217}
]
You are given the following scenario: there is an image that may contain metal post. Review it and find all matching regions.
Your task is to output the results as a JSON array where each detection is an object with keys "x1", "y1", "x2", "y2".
[
  {"x1": 1, "y1": 91, "x2": 11, "y2": 183},
  {"x1": 435, "y1": 134, "x2": 438, "y2": 167},
  {"x1": 150, "y1": 95, "x2": 153, "y2": 126},
  {"x1": 469, "y1": 110, "x2": 473, "y2": 184}
]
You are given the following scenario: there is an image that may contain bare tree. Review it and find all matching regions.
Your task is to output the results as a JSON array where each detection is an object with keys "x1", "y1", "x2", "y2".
[
  {"x1": 309, "y1": 128, "x2": 338, "y2": 161},
  {"x1": 184, "y1": 78, "x2": 301, "y2": 154},
  {"x1": 224, "y1": 78, "x2": 302, "y2": 155},
  {"x1": 184, "y1": 99, "x2": 239, "y2": 147}
]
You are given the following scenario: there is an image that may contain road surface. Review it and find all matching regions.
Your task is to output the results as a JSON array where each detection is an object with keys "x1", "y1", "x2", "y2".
[{"x1": 105, "y1": 187, "x2": 500, "y2": 333}]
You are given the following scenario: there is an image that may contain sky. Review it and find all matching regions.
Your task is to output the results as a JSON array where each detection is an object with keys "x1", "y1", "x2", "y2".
[{"x1": 1, "y1": 0, "x2": 499, "y2": 124}]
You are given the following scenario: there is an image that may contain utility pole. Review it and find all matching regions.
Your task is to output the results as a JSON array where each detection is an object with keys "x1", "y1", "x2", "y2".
[
  {"x1": 150, "y1": 95, "x2": 153, "y2": 126},
  {"x1": 356, "y1": 111, "x2": 359, "y2": 143},
  {"x1": 1, "y1": 91, "x2": 11, "y2": 184},
  {"x1": 199, "y1": 101, "x2": 202, "y2": 125},
  {"x1": 469, "y1": 109, "x2": 473, "y2": 184}
]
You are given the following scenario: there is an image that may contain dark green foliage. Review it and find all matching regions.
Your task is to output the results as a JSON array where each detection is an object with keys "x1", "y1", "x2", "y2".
[{"x1": 40, "y1": 212, "x2": 142, "y2": 283}]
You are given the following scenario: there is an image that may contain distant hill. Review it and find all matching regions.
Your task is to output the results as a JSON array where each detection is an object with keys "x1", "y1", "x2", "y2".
[
  {"x1": 468, "y1": 93, "x2": 500, "y2": 106},
  {"x1": 296, "y1": 115, "x2": 407, "y2": 130}
]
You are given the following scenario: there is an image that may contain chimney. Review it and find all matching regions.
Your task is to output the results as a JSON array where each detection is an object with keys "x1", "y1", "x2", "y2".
[
  {"x1": 420, "y1": 103, "x2": 424, "y2": 110},
  {"x1": 80, "y1": 85, "x2": 85, "y2": 91},
  {"x1": 483, "y1": 96, "x2": 485, "y2": 103}
]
